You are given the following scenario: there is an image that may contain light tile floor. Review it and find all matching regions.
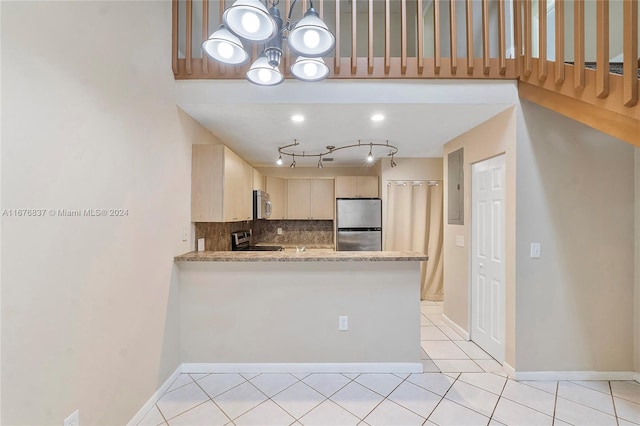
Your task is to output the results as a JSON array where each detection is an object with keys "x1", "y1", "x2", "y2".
[{"x1": 138, "y1": 301, "x2": 640, "y2": 426}]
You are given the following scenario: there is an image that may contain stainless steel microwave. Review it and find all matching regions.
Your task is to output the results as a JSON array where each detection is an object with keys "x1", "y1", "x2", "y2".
[{"x1": 253, "y1": 190, "x2": 272, "y2": 220}]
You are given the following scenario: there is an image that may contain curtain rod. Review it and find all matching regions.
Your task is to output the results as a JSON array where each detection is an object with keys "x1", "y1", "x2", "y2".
[{"x1": 386, "y1": 180, "x2": 442, "y2": 186}]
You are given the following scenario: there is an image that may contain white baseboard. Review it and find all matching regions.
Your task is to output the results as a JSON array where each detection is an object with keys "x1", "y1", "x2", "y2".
[
  {"x1": 181, "y1": 362, "x2": 423, "y2": 374},
  {"x1": 509, "y1": 370, "x2": 636, "y2": 381},
  {"x1": 503, "y1": 362, "x2": 516, "y2": 378},
  {"x1": 442, "y1": 314, "x2": 470, "y2": 340},
  {"x1": 127, "y1": 365, "x2": 182, "y2": 426},
  {"x1": 635, "y1": 372, "x2": 640, "y2": 383}
]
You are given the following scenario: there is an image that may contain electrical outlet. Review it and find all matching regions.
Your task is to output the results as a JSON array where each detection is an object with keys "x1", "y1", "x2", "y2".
[
  {"x1": 64, "y1": 409, "x2": 79, "y2": 426},
  {"x1": 339, "y1": 316, "x2": 349, "y2": 331},
  {"x1": 530, "y1": 243, "x2": 541, "y2": 258},
  {"x1": 277, "y1": 228, "x2": 283, "y2": 235},
  {"x1": 455, "y1": 236, "x2": 464, "y2": 247}
]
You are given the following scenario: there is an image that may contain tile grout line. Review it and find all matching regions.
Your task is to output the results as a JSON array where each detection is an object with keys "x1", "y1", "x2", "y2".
[
  {"x1": 191, "y1": 374, "x2": 236, "y2": 425},
  {"x1": 355, "y1": 374, "x2": 414, "y2": 423},
  {"x1": 608, "y1": 381, "x2": 620, "y2": 426},
  {"x1": 267, "y1": 376, "x2": 327, "y2": 422},
  {"x1": 423, "y1": 372, "x2": 459, "y2": 422},
  {"x1": 551, "y1": 380, "x2": 559, "y2": 426},
  {"x1": 487, "y1": 374, "x2": 510, "y2": 422},
  {"x1": 569, "y1": 379, "x2": 615, "y2": 396}
]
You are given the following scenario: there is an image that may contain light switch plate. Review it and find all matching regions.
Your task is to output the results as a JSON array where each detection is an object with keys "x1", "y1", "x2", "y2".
[
  {"x1": 277, "y1": 228, "x2": 283, "y2": 235},
  {"x1": 455, "y1": 236, "x2": 464, "y2": 247},
  {"x1": 530, "y1": 243, "x2": 541, "y2": 258}
]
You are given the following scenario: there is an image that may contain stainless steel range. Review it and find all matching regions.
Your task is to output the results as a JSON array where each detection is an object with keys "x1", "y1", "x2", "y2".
[{"x1": 231, "y1": 230, "x2": 283, "y2": 251}]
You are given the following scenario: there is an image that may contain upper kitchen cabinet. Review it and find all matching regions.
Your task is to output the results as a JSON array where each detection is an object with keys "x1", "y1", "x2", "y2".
[
  {"x1": 191, "y1": 144, "x2": 253, "y2": 222},
  {"x1": 335, "y1": 176, "x2": 379, "y2": 198},
  {"x1": 265, "y1": 176, "x2": 287, "y2": 220},
  {"x1": 286, "y1": 178, "x2": 335, "y2": 220},
  {"x1": 253, "y1": 169, "x2": 265, "y2": 191}
]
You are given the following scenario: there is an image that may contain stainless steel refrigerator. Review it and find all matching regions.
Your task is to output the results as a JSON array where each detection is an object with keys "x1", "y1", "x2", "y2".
[{"x1": 336, "y1": 198, "x2": 382, "y2": 251}]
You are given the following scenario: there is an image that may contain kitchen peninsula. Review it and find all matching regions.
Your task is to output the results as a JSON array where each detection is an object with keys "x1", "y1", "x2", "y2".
[{"x1": 174, "y1": 250, "x2": 428, "y2": 373}]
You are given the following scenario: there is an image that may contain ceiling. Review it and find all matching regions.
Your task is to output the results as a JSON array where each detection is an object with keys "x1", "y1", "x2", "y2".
[{"x1": 176, "y1": 80, "x2": 518, "y2": 168}]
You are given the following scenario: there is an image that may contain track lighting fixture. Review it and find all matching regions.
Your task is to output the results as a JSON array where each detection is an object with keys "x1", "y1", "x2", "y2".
[{"x1": 276, "y1": 139, "x2": 399, "y2": 168}]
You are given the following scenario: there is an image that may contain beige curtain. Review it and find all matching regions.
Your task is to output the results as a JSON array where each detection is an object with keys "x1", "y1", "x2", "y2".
[{"x1": 385, "y1": 181, "x2": 444, "y2": 301}]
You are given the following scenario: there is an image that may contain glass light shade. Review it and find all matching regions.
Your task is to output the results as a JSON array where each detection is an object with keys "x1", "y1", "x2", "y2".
[
  {"x1": 290, "y1": 56, "x2": 329, "y2": 82},
  {"x1": 246, "y1": 55, "x2": 284, "y2": 86},
  {"x1": 202, "y1": 27, "x2": 249, "y2": 65},
  {"x1": 287, "y1": 8, "x2": 335, "y2": 57},
  {"x1": 223, "y1": 0, "x2": 278, "y2": 42}
]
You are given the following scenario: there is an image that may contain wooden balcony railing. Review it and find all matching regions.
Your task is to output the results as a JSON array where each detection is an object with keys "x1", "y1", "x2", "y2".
[{"x1": 173, "y1": 0, "x2": 639, "y2": 144}]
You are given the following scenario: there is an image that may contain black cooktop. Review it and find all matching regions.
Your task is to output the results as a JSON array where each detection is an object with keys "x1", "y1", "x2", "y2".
[{"x1": 231, "y1": 230, "x2": 283, "y2": 251}]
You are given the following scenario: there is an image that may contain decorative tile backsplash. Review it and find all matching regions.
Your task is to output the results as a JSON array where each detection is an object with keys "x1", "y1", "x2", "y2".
[
  {"x1": 195, "y1": 220, "x2": 334, "y2": 251},
  {"x1": 253, "y1": 220, "x2": 334, "y2": 245}
]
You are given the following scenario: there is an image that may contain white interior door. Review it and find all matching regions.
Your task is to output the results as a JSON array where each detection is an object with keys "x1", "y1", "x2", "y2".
[{"x1": 471, "y1": 155, "x2": 506, "y2": 362}]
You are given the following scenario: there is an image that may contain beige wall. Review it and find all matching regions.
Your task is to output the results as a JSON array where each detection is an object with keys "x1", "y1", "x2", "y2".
[
  {"x1": 1, "y1": 1, "x2": 222, "y2": 424},
  {"x1": 178, "y1": 261, "x2": 421, "y2": 363},
  {"x1": 515, "y1": 101, "x2": 635, "y2": 372},
  {"x1": 442, "y1": 108, "x2": 518, "y2": 366}
]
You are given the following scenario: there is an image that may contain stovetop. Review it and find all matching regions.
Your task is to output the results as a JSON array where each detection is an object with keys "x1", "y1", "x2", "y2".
[{"x1": 231, "y1": 230, "x2": 283, "y2": 252}]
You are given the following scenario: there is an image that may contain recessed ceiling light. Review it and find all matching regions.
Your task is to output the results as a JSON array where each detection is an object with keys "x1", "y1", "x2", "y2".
[
  {"x1": 371, "y1": 114, "x2": 385, "y2": 122},
  {"x1": 291, "y1": 114, "x2": 304, "y2": 122}
]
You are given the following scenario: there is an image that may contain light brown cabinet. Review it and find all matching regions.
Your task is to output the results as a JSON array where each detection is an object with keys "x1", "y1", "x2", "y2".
[
  {"x1": 265, "y1": 176, "x2": 287, "y2": 220},
  {"x1": 286, "y1": 178, "x2": 335, "y2": 220},
  {"x1": 335, "y1": 176, "x2": 379, "y2": 198},
  {"x1": 252, "y1": 169, "x2": 265, "y2": 191},
  {"x1": 191, "y1": 144, "x2": 253, "y2": 222}
]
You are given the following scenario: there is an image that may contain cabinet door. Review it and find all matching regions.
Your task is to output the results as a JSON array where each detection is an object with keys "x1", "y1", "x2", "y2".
[
  {"x1": 223, "y1": 148, "x2": 244, "y2": 221},
  {"x1": 286, "y1": 179, "x2": 311, "y2": 219},
  {"x1": 252, "y1": 169, "x2": 265, "y2": 191},
  {"x1": 335, "y1": 176, "x2": 357, "y2": 198},
  {"x1": 357, "y1": 176, "x2": 379, "y2": 197},
  {"x1": 310, "y1": 179, "x2": 335, "y2": 219},
  {"x1": 265, "y1": 176, "x2": 287, "y2": 220},
  {"x1": 191, "y1": 144, "x2": 224, "y2": 222},
  {"x1": 241, "y1": 161, "x2": 253, "y2": 220}
]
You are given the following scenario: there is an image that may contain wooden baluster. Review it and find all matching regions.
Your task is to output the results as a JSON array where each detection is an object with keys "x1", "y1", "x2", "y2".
[
  {"x1": 498, "y1": 0, "x2": 506, "y2": 75},
  {"x1": 482, "y1": 0, "x2": 490, "y2": 74},
  {"x1": 434, "y1": 0, "x2": 441, "y2": 74},
  {"x1": 369, "y1": 0, "x2": 374, "y2": 74},
  {"x1": 401, "y1": 0, "x2": 407, "y2": 74},
  {"x1": 466, "y1": 0, "x2": 474, "y2": 74},
  {"x1": 596, "y1": 0, "x2": 609, "y2": 98},
  {"x1": 351, "y1": 0, "x2": 357, "y2": 74},
  {"x1": 538, "y1": 0, "x2": 547, "y2": 81},
  {"x1": 186, "y1": 0, "x2": 193, "y2": 75},
  {"x1": 450, "y1": 0, "x2": 458, "y2": 74},
  {"x1": 514, "y1": 0, "x2": 522, "y2": 77},
  {"x1": 574, "y1": 0, "x2": 585, "y2": 89},
  {"x1": 524, "y1": 0, "x2": 532, "y2": 77},
  {"x1": 417, "y1": 0, "x2": 424, "y2": 74},
  {"x1": 202, "y1": 0, "x2": 209, "y2": 74},
  {"x1": 172, "y1": 0, "x2": 179, "y2": 75},
  {"x1": 623, "y1": 0, "x2": 638, "y2": 106},
  {"x1": 385, "y1": 0, "x2": 391, "y2": 74},
  {"x1": 219, "y1": 0, "x2": 226, "y2": 74},
  {"x1": 555, "y1": 0, "x2": 564, "y2": 84},
  {"x1": 335, "y1": 0, "x2": 341, "y2": 74}
]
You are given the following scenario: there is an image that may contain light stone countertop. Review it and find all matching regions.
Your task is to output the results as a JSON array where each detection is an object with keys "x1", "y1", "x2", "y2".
[{"x1": 174, "y1": 250, "x2": 428, "y2": 262}]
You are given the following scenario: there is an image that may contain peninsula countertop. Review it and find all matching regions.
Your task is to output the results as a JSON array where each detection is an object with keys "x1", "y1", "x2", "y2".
[{"x1": 174, "y1": 250, "x2": 429, "y2": 262}]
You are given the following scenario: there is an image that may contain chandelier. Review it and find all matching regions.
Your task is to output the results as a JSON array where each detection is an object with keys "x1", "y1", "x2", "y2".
[
  {"x1": 202, "y1": 0, "x2": 336, "y2": 86},
  {"x1": 277, "y1": 140, "x2": 399, "y2": 168}
]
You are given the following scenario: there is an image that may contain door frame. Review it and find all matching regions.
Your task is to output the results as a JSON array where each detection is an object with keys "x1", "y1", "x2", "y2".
[{"x1": 467, "y1": 153, "x2": 507, "y2": 363}]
